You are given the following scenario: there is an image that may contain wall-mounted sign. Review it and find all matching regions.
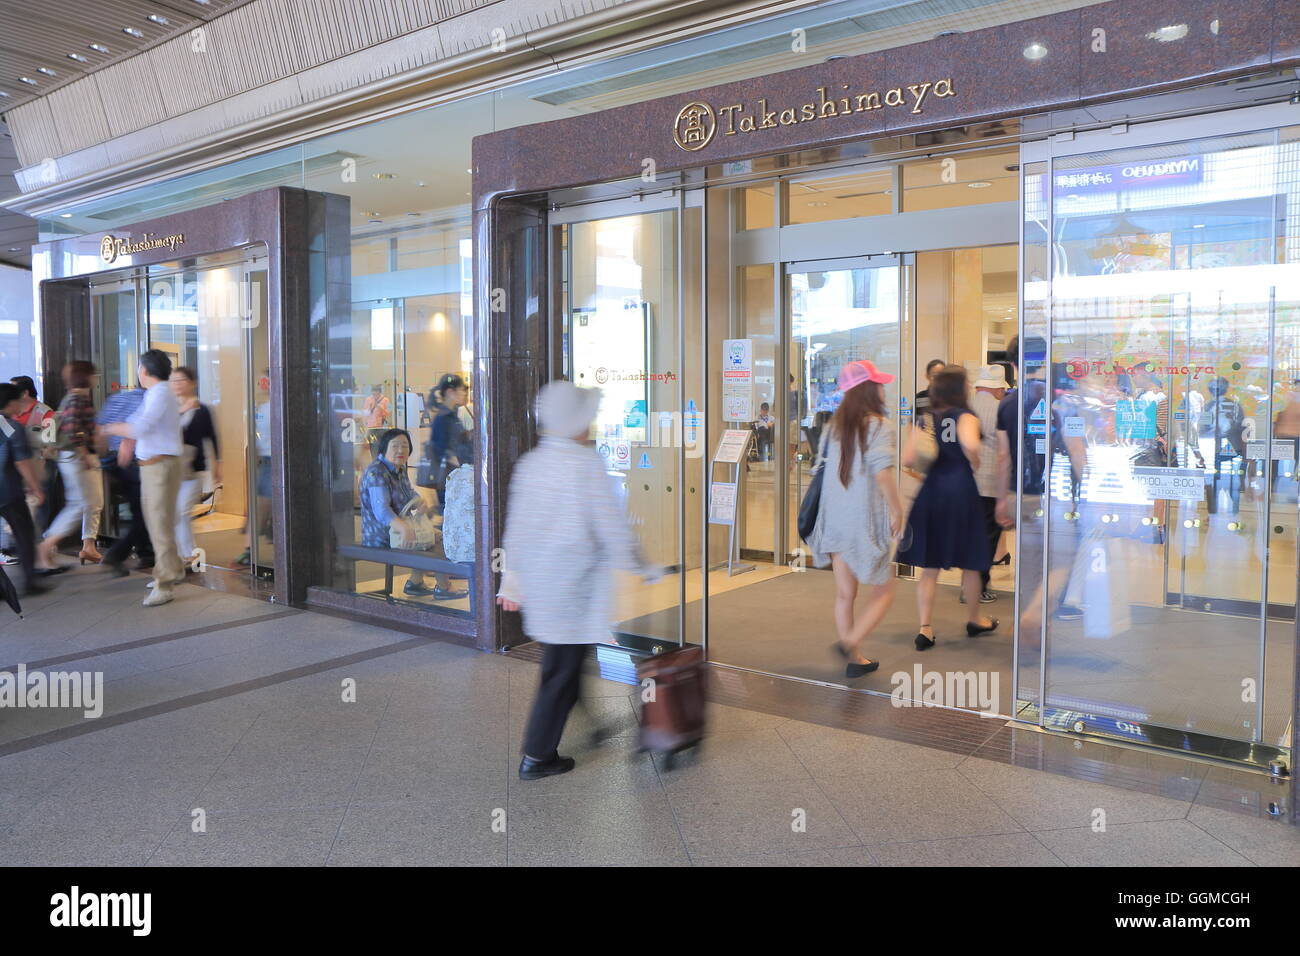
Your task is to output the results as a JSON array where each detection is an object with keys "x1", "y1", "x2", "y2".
[
  {"x1": 1051, "y1": 156, "x2": 1203, "y2": 197},
  {"x1": 721, "y1": 338, "x2": 753, "y2": 422},
  {"x1": 673, "y1": 77, "x2": 956, "y2": 151},
  {"x1": 1246, "y1": 438, "x2": 1298, "y2": 461},
  {"x1": 1132, "y1": 466, "x2": 1204, "y2": 501},
  {"x1": 99, "y1": 232, "x2": 186, "y2": 264}
]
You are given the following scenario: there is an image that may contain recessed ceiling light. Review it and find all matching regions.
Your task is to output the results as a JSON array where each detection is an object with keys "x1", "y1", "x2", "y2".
[
  {"x1": 415, "y1": 181, "x2": 426, "y2": 187},
  {"x1": 89, "y1": 43, "x2": 110, "y2": 54},
  {"x1": 368, "y1": 219, "x2": 383, "y2": 224},
  {"x1": 60, "y1": 213, "x2": 73, "y2": 218},
  {"x1": 123, "y1": 27, "x2": 144, "y2": 38},
  {"x1": 67, "y1": 53, "x2": 88, "y2": 62},
  {"x1": 37, "y1": 67, "x2": 57, "y2": 76},
  {"x1": 967, "y1": 181, "x2": 993, "y2": 188},
  {"x1": 148, "y1": 14, "x2": 170, "y2": 25},
  {"x1": 19, "y1": 77, "x2": 37, "y2": 86},
  {"x1": 0, "y1": 92, "x2": 8, "y2": 98},
  {"x1": 806, "y1": 200, "x2": 829, "y2": 207},
  {"x1": 1023, "y1": 43, "x2": 1048, "y2": 60},
  {"x1": 373, "y1": 172, "x2": 396, "y2": 180},
  {"x1": 361, "y1": 211, "x2": 379, "y2": 217}
]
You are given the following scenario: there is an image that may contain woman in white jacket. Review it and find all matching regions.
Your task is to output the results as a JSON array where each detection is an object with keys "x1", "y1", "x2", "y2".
[{"x1": 497, "y1": 381, "x2": 659, "y2": 781}]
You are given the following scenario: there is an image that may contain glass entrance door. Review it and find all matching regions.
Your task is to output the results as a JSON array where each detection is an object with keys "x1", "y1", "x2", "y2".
[
  {"x1": 557, "y1": 201, "x2": 702, "y2": 651},
  {"x1": 1031, "y1": 123, "x2": 1300, "y2": 764},
  {"x1": 146, "y1": 248, "x2": 272, "y2": 577}
]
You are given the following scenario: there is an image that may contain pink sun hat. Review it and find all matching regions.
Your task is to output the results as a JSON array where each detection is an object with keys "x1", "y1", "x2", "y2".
[{"x1": 837, "y1": 359, "x2": 895, "y2": 392}]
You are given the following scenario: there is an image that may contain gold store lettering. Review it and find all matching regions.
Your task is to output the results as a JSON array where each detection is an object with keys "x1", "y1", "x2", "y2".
[{"x1": 700, "y1": 76, "x2": 955, "y2": 145}]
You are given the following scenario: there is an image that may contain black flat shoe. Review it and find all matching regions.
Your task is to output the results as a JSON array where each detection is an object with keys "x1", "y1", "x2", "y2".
[
  {"x1": 846, "y1": 659, "x2": 879, "y2": 678},
  {"x1": 914, "y1": 632, "x2": 935, "y2": 650},
  {"x1": 966, "y1": 618, "x2": 999, "y2": 637},
  {"x1": 518, "y1": 754, "x2": 576, "y2": 780}
]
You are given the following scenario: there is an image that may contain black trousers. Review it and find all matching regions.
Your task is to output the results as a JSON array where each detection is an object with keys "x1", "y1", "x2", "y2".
[
  {"x1": 522, "y1": 643, "x2": 587, "y2": 760},
  {"x1": 0, "y1": 499, "x2": 36, "y2": 589},
  {"x1": 102, "y1": 459, "x2": 153, "y2": 564},
  {"x1": 979, "y1": 495, "x2": 1001, "y2": 591}
]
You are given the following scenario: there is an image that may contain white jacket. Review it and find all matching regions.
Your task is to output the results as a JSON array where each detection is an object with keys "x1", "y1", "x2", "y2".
[{"x1": 498, "y1": 436, "x2": 654, "y2": 644}]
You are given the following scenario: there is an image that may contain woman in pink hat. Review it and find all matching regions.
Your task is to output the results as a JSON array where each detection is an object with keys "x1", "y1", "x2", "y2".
[{"x1": 806, "y1": 360, "x2": 906, "y2": 678}]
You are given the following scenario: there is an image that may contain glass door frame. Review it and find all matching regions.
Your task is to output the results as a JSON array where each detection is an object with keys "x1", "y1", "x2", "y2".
[{"x1": 1017, "y1": 100, "x2": 1300, "y2": 769}]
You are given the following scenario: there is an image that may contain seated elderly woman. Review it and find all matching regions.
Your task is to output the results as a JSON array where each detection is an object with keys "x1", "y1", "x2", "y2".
[{"x1": 359, "y1": 427, "x2": 464, "y2": 600}]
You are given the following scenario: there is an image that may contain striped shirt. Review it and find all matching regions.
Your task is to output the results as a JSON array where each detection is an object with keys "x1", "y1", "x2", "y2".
[{"x1": 97, "y1": 388, "x2": 146, "y2": 455}]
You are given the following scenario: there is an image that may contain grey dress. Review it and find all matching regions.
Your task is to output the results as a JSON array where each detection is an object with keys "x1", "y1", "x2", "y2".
[{"x1": 807, "y1": 416, "x2": 897, "y2": 584}]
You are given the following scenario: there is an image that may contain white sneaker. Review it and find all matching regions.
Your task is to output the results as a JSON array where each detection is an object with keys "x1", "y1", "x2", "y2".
[{"x1": 142, "y1": 586, "x2": 174, "y2": 607}]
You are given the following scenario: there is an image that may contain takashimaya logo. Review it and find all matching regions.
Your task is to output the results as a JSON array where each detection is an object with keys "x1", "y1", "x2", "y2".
[
  {"x1": 673, "y1": 101, "x2": 716, "y2": 151},
  {"x1": 99, "y1": 231, "x2": 186, "y2": 264},
  {"x1": 672, "y1": 76, "x2": 955, "y2": 151}
]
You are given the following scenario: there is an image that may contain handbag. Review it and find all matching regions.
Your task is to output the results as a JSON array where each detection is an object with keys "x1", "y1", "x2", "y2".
[
  {"x1": 796, "y1": 430, "x2": 830, "y2": 542},
  {"x1": 415, "y1": 439, "x2": 448, "y2": 489},
  {"x1": 389, "y1": 499, "x2": 438, "y2": 550},
  {"x1": 910, "y1": 411, "x2": 939, "y2": 475}
]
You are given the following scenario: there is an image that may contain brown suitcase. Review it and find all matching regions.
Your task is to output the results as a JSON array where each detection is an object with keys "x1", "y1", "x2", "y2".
[{"x1": 636, "y1": 645, "x2": 707, "y2": 767}]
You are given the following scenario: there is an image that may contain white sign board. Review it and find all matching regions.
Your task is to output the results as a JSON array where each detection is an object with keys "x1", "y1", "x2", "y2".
[
  {"x1": 1132, "y1": 466, "x2": 1205, "y2": 501},
  {"x1": 1246, "y1": 439, "x2": 1298, "y2": 461},
  {"x1": 709, "y1": 481, "x2": 738, "y2": 525},
  {"x1": 722, "y1": 338, "x2": 753, "y2": 422},
  {"x1": 713, "y1": 429, "x2": 751, "y2": 464}
]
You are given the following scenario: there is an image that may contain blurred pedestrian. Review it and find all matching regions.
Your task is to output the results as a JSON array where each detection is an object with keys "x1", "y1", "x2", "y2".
[
  {"x1": 170, "y1": 367, "x2": 220, "y2": 568},
  {"x1": 96, "y1": 383, "x2": 154, "y2": 576},
  {"x1": 0, "y1": 383, "x2": 50, "y2": 595},
  {"x1": 969, "y1": 364, "x2": 1008, "y2": 603},
  {"x1": 808, "y1": 361, "x2": 905, "y2": 678},
  {"x1": 497, "y1": 381, "x2": 659, "y2": 780},
  {"x1": 104, "y1": 350, "x2": 184, "y2": 606},
  {"x1": 898, "y1": 365, "x2": 998, "y2": 648},
  {"x1": 38, "y1": 361, "x2": 103, "y2": 569}
]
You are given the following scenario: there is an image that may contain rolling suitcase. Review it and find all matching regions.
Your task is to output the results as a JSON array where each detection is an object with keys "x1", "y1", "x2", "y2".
[{"x1": 636, "y1": 644, "x2": 707, "y2": 768}]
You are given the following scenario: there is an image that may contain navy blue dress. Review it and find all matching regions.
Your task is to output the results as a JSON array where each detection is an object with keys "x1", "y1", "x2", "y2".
[{"x1": 897, "y1": 408, "x2": 991, "y2": 572}]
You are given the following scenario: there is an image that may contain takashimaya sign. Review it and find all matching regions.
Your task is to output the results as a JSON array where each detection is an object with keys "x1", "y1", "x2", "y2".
[
  {"x1": 673, "y1": 77, "x2": 956, "y2": 151},
  {"x1": 99, "y1": 232, "x2": 186, "y2": 264}
]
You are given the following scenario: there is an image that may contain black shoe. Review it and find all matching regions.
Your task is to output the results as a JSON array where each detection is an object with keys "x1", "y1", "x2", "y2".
[
  {"x1": 1054, "y1": 605, "x2": 1084, "y2": 622},
  {"x1": 432, "y1": 586, "x2": 467, "y2": 601},
  {"x1": 403, "y1": 580, "x2": 437, "y2": 596},
  {"x1": 35, "y1": 566, "x2": 68, "y2": 577},
  {"x1": 914, "y1": 631, "x2": 935, "y2": 650},
  {"x1": 103, "y1": 560, "x2": 129, "y2": 578},
  {"x1": 846, "y1": 659, "x2": 879, "y2": 678},
  {"x1": 518, "y1": 754, "x2": 576, "y2": 780},
  {"x1": 993, "y1": 554, "x2": 1011, "y2": 566},
  {"x1": 966, "y1": 618, "x2": 999, "y2": 637}
]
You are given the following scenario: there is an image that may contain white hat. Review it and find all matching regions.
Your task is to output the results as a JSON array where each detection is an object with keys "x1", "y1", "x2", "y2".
[
  {"x1": 537, "y1": 380, "x2": 602, "y2": 437},
  {"x1": 973, "y1": 364, "x2": 1008, "y2": 389}
]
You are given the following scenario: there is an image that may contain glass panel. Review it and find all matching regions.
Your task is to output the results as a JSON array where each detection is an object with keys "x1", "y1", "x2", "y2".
[
  {"x1": 1040, "y1": 129, "x2": 1299, "y2": 747},
  {"x1": 902, "y1": 146, "x2": 1019, "y2": 211},
  {"x1": 737, "y1": 264, "x2": 777, "y2": 560},
  {"x1": 736, "y1": 184, "x2": 775, "y2": 230},
  {"x1": 566, "y1": 210, "x2": 683, "y2": 648},
  {"x1": 247, "y1": 268, "x2": 273, "y2": 574},
  {"x1": 785, "y1": 168, "x2": 893, "y2": 225}
]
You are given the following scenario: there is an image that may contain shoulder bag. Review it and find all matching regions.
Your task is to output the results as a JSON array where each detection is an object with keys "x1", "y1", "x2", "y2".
[{"x1": 796, "y1": 428, "x2": 831, "y2": 542}]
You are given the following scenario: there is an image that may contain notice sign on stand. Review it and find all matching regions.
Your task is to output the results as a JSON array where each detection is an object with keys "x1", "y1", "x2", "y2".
[
  {"x1": 709, "y1": 481, "x2": 738, "y2": 525},
  {"x1": 722, "y1": 338, "x2": 753, "y2": 422},
  {"x1": 1246, "y1": 438, "x2": 1298, "y2": 461},
  {"x1": 1133, "y1": 466, "x2": 1205, "y2": 501},
  {"x1": 714, "y1": 429, "x2": 751, "y2": 464}
]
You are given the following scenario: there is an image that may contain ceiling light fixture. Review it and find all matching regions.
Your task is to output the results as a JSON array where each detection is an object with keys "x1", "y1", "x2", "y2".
[
  {"x1": 123, "y1": 27, "x2": 144, "y2": 38},
  {"x1": 37, "y1": 67, "x2": 57, "y2": 76},
  {"x1": 67, "y1": 53, "x2": 88, "y2": 62},
  {"x1": 89, "y1": 43, "x2": 109, "y2": 53},
  {"x1": 1022, "y1": 43, "x2": 1048, "y2": 60},
  {"x1": 148, "y1": 15, "x2": 170, "y2": 25},
  {"x1": 60, "y1": 213, "x2": 73, "y2": 218},
  {"x1": 373, "y1": 172, "x2": 396, "y2": 180},
  {"x1": 967, "y1": 181, "x2": 993, "y2": 188},
  {"x1": 19, "y1": 77, "x2": 37, "y2": 86}
]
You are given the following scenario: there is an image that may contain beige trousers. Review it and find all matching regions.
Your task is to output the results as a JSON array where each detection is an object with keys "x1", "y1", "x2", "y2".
[{"x1": 140, "y1": 456, "x2": 184, "y2": 589}]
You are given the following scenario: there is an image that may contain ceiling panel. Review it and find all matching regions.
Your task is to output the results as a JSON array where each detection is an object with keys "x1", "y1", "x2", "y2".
[{"x1": 0, "y1": 0, "x2": 254, "y2": 110}]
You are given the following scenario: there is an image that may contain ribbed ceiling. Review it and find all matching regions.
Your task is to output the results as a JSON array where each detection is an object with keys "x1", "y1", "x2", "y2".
[{"x1": 0, "y1": 0, "x2": 254, "y2": 109}]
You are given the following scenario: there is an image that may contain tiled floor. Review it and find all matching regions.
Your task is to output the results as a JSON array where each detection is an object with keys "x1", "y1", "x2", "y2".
[{"x1": 0, "y1": 565, "x2": 1295, "y2": 867}]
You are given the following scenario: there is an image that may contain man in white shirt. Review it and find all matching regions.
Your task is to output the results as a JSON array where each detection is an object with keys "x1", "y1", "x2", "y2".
[{"x1": 104, "y1": 349, "x2": 185, "y2": 606}]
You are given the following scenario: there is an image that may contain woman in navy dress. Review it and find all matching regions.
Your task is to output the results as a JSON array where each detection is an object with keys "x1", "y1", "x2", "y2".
[{"x1": 897, "y1": 365, "x2": 998, "y2": 650}]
